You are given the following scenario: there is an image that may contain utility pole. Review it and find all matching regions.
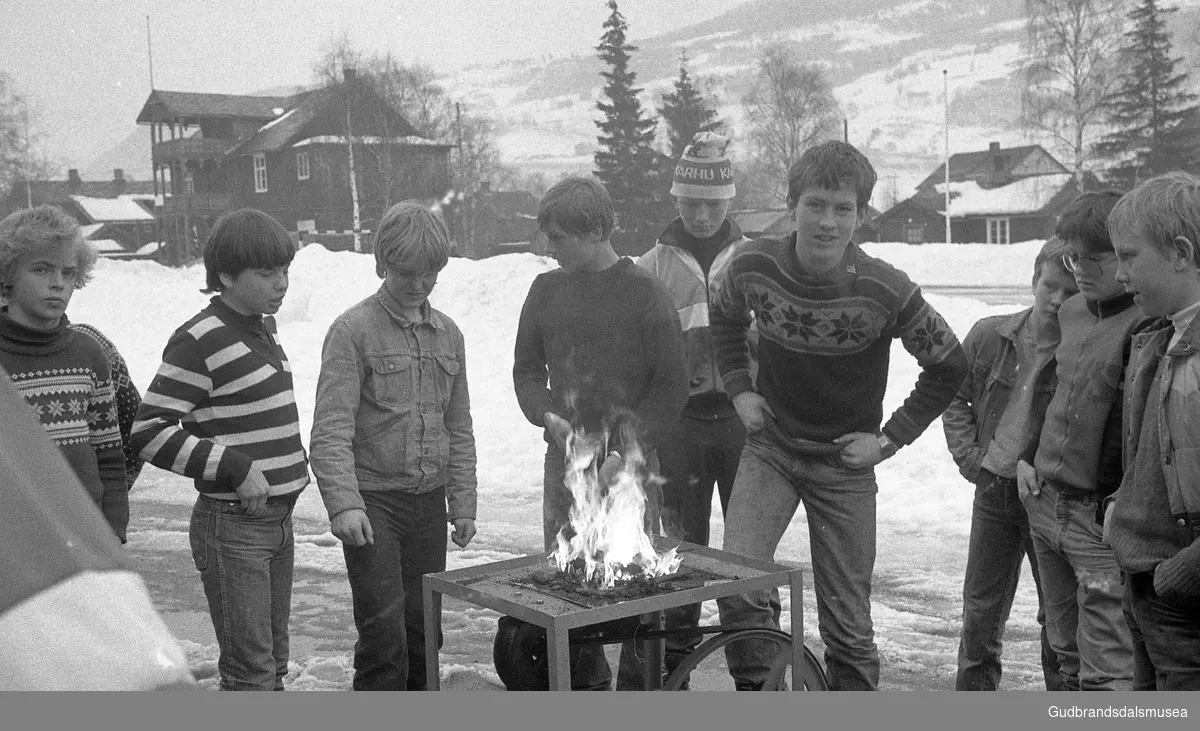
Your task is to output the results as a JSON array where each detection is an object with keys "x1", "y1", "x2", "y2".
[
  {"x1": 943, "y1": 69, "x2": 951, "y2": 245},
  {"x1": 456, "y1": 102, "x2": 467, "y2": 255},
  {"x1": 23, "y1": 111, "x2": 32, "y2": 208},
  {"x1": 843, "y1": 118, "x2": 849, "y2": 144}
]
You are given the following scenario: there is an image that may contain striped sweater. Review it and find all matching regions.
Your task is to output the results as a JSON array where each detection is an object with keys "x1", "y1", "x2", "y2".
[{"x1": 130, "y1": 297, "x2": 309, "y2": 500}]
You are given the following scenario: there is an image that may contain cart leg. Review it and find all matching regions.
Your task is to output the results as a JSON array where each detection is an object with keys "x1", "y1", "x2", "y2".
[
  {"x1": 789, "y1": 568, "x2": 804, "y2": 691},
  {"x1": 423, "y1": 577, "x2": 441, "y2": 691},
  {"x1": 547, "y1": 625, "x2": 572, "y2": 691},
  {"x1": 641, "y1": 611, "x2": 665, "y2": 691}
]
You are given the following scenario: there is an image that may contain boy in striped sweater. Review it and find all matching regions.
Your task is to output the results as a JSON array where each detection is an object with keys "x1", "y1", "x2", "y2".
[
  {"x1": 709, "y1": 142, "x2": 968, "y2": 690},
  {"x1": 131, "y1": 209, "x2": 308, "y2": 691},
  {"x1": 0, "y1": 205, "x2": 127, "y2": 542}
]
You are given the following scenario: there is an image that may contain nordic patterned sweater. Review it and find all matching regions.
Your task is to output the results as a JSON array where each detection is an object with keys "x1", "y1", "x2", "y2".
[
  {"x1": 69, "y1": 322, "x2": 143, "y2": 488},
  {"x1": 0, "y1": 309, "x2": 127, "y2": 538},
  {"x1": 130, "y1": 297, "x2": 309, "y2": 501},
  {"x1": 709, "y1": 236, "x2": 968, "y2": 446}
]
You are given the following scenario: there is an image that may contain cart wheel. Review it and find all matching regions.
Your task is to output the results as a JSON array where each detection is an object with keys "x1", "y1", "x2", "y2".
[{"x1": 662, "y1": 628, "x2": 829, "y2": 691}]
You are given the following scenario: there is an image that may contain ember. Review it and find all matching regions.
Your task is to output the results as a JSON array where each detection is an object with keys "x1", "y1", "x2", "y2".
[{"x1": 549, "y1": 421, "x2": 682, "y2": 589}]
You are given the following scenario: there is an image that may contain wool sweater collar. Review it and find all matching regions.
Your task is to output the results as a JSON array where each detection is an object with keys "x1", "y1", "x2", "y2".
[{"x1": 0, "y1": 308, "x2": 72, "y2": 356}]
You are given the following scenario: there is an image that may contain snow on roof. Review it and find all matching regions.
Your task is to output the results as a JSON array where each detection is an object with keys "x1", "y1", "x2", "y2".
[
  {"x1": 938, "y1": 173, "x2": 1073, "y2": 217},
  {"x1": 79, "y1": 223, "x2": 105, "y2": 239},
  {"x1": 70, "y1": 195, "x2": 156, "y2": 222},
  {"x1": 291, "y1": 134, "x2": 446, "y2": 147},
  {"x1": 89, "y1": 239, "x2": 126, "y2": 253},
  {"x1": 118, "y1": 192, "x2": 163, "y2": 206}
]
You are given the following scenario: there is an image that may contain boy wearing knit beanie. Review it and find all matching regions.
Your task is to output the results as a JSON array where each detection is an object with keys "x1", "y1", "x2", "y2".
[
  {"x1": 627, "y1": 132, "x2": 753, "y2": 690},
  {"x1": 1103, "y1": 172, "x2": 1200, "y2": 690}
]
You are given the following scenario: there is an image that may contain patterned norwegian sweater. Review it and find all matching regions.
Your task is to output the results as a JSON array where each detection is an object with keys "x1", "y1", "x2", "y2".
[
  {"x1": 130, "y1": 297, "x2": 309, "y2": 501},
  {"x1": 709, "y1": 236, "x2": 968, "y2": 445},
  {"x1": 69, "y1": 323, "x2": 143, "y2": 488},
  {"x1": 0, "y1": 309, "x2": 127, "y2": 539}
]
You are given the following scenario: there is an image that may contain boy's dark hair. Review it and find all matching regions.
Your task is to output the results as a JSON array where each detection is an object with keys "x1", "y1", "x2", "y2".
[
  {"x1": 1108, "y1": 172, "x2": 1200, "y2": 258},
  {"x1": 537, "y1": 177, "x2": 614, "y2": 241},
  {"x1": 0, "y1": 205, "x2": 97, "y2": 290},
  {"x1": 202, "y1": 209, "x2": 295, "y2": 293},
  {"x1": 786, "y1": 141, "x2": 878, "y2": 213},
  {"x1": 1054, "y1": 190, "x2": 1124, "y2": 254}
]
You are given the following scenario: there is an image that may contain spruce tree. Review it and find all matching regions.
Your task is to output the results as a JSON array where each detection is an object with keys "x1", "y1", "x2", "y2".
[
  {"x1": 594, "y1": 0, "x2": 664, "y2": 253},
  {"x1": 1097, "y1": 0, "x2": 1198, "y2": 188},
  {"x1": 658, "y1": 53, "x2": 722, "y2": 161}
]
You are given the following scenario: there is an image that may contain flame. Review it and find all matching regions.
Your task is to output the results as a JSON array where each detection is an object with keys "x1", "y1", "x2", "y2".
[{"x1": 549, "y1": 424, "x2": 682, "y2": 589}]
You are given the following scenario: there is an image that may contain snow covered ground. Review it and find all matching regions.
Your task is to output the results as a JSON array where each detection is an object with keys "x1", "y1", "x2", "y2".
[{"x1": 72, "y1": 240, "x2": 1046, "y2": 690}]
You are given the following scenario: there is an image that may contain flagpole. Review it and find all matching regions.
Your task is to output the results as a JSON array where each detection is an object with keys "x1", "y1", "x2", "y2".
[{"x1": 943, "y1": 69, "x2": 951, "y2": 245}]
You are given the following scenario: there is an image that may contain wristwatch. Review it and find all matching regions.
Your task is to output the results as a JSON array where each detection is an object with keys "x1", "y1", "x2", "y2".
[{"x1": 876, "y1": 433, "x2": 898, "y2": 459}]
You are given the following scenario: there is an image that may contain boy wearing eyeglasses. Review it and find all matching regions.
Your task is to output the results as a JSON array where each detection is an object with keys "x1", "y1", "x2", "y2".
[{"x1": 1016, "y1": 191, "x2": 1152, "y2": 691}]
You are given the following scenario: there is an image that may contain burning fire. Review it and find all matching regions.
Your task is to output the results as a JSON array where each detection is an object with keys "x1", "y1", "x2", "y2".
[{"x1": 550, "y1": 424, "x2": 682, "y2": 589}]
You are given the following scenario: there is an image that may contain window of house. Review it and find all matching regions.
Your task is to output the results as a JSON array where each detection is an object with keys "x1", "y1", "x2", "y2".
[
  {"x1": 986, "y1": 217, "x2": 1010, "y2": 245},
  {"x1": 184, "y1": 168, "x2": 195, "y2": 195},
  {"x1": 253, "y1": 153, "x2": 267, "y2": 193},
  {"x1": 296, "y1": 152, "x2": 310, "y2": 181},
  {"x1": 903, "y1": 222, "x2": 926, "y2": 245}
]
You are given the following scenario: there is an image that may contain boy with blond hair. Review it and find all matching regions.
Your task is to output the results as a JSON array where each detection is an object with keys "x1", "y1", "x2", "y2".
[
  {"x1": 311, "y1": 200, "x2": 477, "y2": 691},
  {"x1": 1104, "y1": 172, "x2": 1200, "y2": 690},
  {"x1": 0, "y1": 205, "x2": 127, "y2": 542}
]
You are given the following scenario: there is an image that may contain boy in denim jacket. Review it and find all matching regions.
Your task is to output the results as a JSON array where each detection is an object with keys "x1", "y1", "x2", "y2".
[{"x1": 310, "y1": 201, "x2": 477, "y2": 691}]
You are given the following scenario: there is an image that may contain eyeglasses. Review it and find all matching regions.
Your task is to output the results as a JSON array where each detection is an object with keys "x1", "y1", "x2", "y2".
[{"x1": 1061, "y1": 251, "x2": 1114, "y2": 278}]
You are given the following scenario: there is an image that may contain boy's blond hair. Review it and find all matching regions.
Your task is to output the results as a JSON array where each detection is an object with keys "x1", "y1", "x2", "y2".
[
  {"x1": 537, "y1": 177, "x2": 614, "y2": 241},
  {"x1": 1107, "y1": 172, "x2": 1200, "y2": 258},
  {"x1": 0, "y1": 205, "x2": 97, "y2": 290},
  {"x1": 373, "y1": 201, "x2": 451, "y2": 278}
]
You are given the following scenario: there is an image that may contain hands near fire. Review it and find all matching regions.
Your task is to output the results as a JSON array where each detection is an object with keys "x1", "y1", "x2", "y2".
[
  {"x1": 544, "y1": 412, "x2": 572, "y2": 450},
  {"x1": 1016, "y1": 460, "x2": 1040, "y2": 502},
  {"x1": 451, "y1": 517, "x2": 476, "y2": 548},
  {"x1": 732, "y1": 392, "x2": 775, "y2": 433},
  {"x1": 332, "y1": 508, "x2": 374, "y2": 547}
]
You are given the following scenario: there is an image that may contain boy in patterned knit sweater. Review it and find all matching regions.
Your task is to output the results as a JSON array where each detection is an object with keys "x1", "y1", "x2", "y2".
[
  {"x1": 0, "y1": 205, "x2": 127, "y2": 542},
  {"x1": 1103, "y1": 172, "x2": 1200, "y2": 689},
  {"x1": 131, "y1": 208, "x2": 308, "y2": 691},
  {"x1": 709, "y1": 142, "x2": 968, "y2": 690}
]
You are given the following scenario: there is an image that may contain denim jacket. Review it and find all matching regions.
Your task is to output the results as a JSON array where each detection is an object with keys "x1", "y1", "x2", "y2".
[
  {"x1": 310, "y1": 287, "x2": 477, "y2": 522},
  {"x1": 942, "y1": 308, "x2": 1057, "y2": 483}
]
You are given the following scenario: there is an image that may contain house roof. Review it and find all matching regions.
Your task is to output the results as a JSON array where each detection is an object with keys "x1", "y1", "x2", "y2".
[
  {"x1": 135, "y1": 89, "x2": 293, "y2": 124},
  {"x1": 938, "y1": 173, "x2": 1075, "y2": 217},
  {"x1": 15, "y1": 179, "x2": 157, "y2": 204},
  {"x1": 917, "y1": 144, "x2": 1059, "y2": 190},
  {"x1": 731, "y1": 209, "x2": 791, "y2": 234},
  {"x1": 69, "y1": 195, "x2": 156, "y2": 223}
]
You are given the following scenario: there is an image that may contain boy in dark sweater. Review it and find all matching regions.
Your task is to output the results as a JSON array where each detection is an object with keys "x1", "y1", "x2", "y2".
[
  {"x1": 132, "y1": 209, "x2": 308, "y2": 691},
  {"x1": 1017, "y1": 191, "x2": 1148, "y2": 690},
  {"x1": 1104, "y1": 172, "x2": 1200, "y2": 690},
  {"x1": 0, "y1": 205, "x2": 127, "y2": 542},
  {"x1": 709, "y1": 141, "x2": 967, "y2": 690},
  {"x1": 513, "y1": 176, "x2": 688, "y2": 690}
]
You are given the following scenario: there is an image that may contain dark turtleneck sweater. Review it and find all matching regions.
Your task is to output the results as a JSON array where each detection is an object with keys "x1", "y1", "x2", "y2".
[{"x1": 0, "y1": 309, "x2": 128, "y2": 540}]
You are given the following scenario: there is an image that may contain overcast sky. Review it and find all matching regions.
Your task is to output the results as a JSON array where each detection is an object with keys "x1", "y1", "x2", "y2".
[{"x1": 1, "y1": 0, "x2": 741, "y2": 170}]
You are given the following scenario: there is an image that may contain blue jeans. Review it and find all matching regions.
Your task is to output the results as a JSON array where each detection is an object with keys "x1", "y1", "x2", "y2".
[
  {"x1": 190, "y1": 495, "x2": 296, "y2": 691},
  {"x1": 1023, "y1": 480, "x2": 1133, "y2": 690},
  {"x1": 1124, "y1": 571, "x2": 1200, "y2": 690},
  {"x1": 716, "y1": 429, "x2": 879, "y2": 691},
  {"x1": 342, "y1": 488, "x2": 447, "y2": 691},
  {"x1": 957, "y1": 471, "x2": 1063, "y2": 690}
]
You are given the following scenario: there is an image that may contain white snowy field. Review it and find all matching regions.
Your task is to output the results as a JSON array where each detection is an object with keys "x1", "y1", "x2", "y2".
[{"x1": 71, "y1": 240, "x2": 1045, "y2": 690}]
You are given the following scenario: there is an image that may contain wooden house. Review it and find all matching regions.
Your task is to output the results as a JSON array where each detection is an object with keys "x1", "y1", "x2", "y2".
[{"x1": 136, "y1": 70, "x2": 453, "y2": 263}]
